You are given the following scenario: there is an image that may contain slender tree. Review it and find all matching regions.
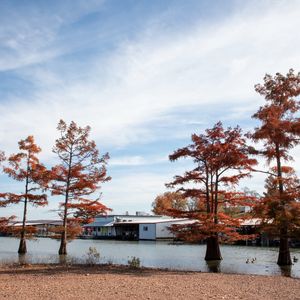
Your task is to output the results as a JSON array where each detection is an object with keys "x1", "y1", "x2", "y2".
[
  {"x1": 1, "y1": 136, "x2": 48, "y2": 254},
  {"x1": 250, "y1": 69, "x2": 300, "y2": 265},
  {"x1": 51, "y1": 120, "x2": 111, "y2": 255},
  {"x1": 167, "y1": 122, "x2": 257, "y2": 260}
]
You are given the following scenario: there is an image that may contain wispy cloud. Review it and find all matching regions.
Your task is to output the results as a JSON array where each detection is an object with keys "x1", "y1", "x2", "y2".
[
  {"x1": 0, "y1": 0, "x2": 106, "y2": 71},
  {"x1": 110, "y1": 155, "x2": 168, "y2": 167},
  {"x1": 1, "y1": 0, "x2": 300, "y2": 217},
  {"x1": 103, "y1": 171, "x2": 178, "y2": 214}
]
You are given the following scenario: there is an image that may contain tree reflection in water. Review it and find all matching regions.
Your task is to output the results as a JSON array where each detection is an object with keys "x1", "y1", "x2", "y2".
[{"x1": 206, "y1": 260, "x2": 221, "y2": 273}]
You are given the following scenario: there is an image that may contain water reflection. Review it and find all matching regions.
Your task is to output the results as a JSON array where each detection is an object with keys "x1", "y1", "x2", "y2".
[
  {"x1": 0, "y1": 237, "x2": 299, "y2": 278},
  {"x1": 18, "y1": 254, "x2": 27, "y2": 265},
  {"x1": 59, "y1": 255, "x2": 67, "y2": 265},
  {"x1": 279, "y1": 265, "x2": 292, "y2": 277},
  {"x1": 206, "y1": 260, "x2": 221, "y2": 273}
]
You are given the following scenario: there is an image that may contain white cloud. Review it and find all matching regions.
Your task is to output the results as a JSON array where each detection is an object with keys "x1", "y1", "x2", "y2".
[
  {"x1": 102, "y1": 171, "x2": 176, "y2": 214},
  {"x1": 110, "y1": 156, "x2": 146, "y2": 166},
  {"x1": 1, "y1": 1, "x2": 300, "y2": 217},
  {"x1": 110, "y1": 155, "x2": 168, "y2": 166},
  {"x1": 0, "y1": 1, "x2": 299, "y2": 158}
]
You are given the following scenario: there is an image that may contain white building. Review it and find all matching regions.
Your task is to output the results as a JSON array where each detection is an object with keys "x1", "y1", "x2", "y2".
[
  {"x1": 4, "y1": 220, "x2": 63, "y2": 237},
  {"x1": 83, "y1": 214, "x2": 190, "y2": 240}
]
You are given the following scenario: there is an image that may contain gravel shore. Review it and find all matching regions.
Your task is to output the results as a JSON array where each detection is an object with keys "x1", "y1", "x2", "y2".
[{"x1": 0, "y1": 264, "x2": 299, "y2": 300}]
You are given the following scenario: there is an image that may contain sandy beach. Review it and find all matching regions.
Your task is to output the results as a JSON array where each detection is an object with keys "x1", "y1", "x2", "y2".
[{"x1": 0, "y1": 264, "x2": 299, "y2": 300}]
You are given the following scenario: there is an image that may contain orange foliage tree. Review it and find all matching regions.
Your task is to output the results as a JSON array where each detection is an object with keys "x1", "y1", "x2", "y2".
[
  {"x1": 253, "y1": 167, "x2": 300, "y2": 245},
  {"x1": 167, "y1": 122, "x2": 257, "y2": 260},
  {"x1": 152, "y1": 191, "x2": 201, "y2": 215},
  {"x1": 51, "y1": 120, "x2": 111, "y2": 255},
  {"x1": 71, "y1": 197, "x2": 111, "y2": 225},
  {"x1": 0, "y1": 150, "x2": 5, "y2": 164},
  {"x1": 0, "y1": 216, "x2": 16, "y2": 233},
  {"x1": 0, "y1": 136, "x2": 48, "y2": 254},
  {"x1": 152, "y1": 191, "x2": 188, "y2": 215},
  {"x1": 250, "y1": 69, "x2": 300, "y2": 265},
  {"x1": 0, "y1": 151, "x2": 15, "y2": 234},
  {"x1": 0, "y1": 151, "x2": 8, "y2": 207}
]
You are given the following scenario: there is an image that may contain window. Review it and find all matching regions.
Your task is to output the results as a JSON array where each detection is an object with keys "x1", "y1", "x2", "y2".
[{"x1": 143, "y1": 226, "x2": 148, "y2": 231}]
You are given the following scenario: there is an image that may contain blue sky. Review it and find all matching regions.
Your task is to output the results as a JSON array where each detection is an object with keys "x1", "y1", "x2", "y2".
[{"x1": 1, "y1": 0, "x2": 300, "y2": 219}]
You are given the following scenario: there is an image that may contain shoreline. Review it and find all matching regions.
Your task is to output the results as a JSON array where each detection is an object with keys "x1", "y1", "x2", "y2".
[
  {"x1": 0, "y1": 264, "x2": 300, "y2": 299},
  {"x1": 0, "y1": 262, "x2": 299, "y2": 277}
]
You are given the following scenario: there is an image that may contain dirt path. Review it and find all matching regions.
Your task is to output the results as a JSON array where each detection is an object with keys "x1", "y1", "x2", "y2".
[{"x1": 0, "y1": 265, "x2": 299, "y2": 299}]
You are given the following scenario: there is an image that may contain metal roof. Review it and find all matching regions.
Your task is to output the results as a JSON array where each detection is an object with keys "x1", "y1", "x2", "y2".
[
  {"x1": 10, "y1": 220, "x2": 62, "y2": 226},
  {"x1": 113, "y1": 218, "x2": 189, "y2": 225},
  {"x1": 83, "y1": 221, "x2": 114, "y2": 227},
  {"x1": 84, "y1": 216, "x2": 190, "y2": 226},
  {"x1": 95, "y1": 214, "x2": 161, "y2": 218}
]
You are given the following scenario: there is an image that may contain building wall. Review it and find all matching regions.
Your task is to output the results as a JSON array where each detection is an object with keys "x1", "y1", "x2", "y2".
[
  {"x1": 84, "y1": 215, "x2": 189, "y2": 240},
  {"x1": 156, "y1": 222, "x2": 176, "y2": 239},
  {"x1": 139, "y1": 223, "x2": 156, "y2": 240},
  {"x1": 93, "y1": 226, "x2": 116, "y2": 237}
]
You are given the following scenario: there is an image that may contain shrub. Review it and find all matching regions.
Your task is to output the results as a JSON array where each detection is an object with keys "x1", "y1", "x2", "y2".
[
  {"x1": 127, "y1": 256, "x2": 140, "y2": 268},
  {"x1": 85, "y1": 246, "x2": 100, "y2": 266}
]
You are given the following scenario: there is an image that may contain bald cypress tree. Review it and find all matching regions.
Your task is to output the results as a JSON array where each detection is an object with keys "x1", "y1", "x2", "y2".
[{"x1": 250, "y1": 69, "x2": 300, "y2": 265}]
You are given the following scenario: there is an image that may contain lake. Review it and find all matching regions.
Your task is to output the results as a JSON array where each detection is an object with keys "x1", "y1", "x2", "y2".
[{"x1": 1, "y1": 237, "x2": 300, "y2": 278}]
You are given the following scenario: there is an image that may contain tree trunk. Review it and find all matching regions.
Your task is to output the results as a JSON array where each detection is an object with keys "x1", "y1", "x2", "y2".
[
  {"x1": 277, "y1": 227, "x2": 292, "y2": 266},
  {"x1": 18, "y1": 169, "x2": 29, "y2": 254},
  {"x1": 275, "y1": 144, "x2": 292, "y2": 266},
  {"x1": 59, "y1": 232, "x2": 67, "y2": 255},
  {"x1": 18, "y1": 212, "x2": 27, "y2": 254},
  {"x1": 18, "y1": 234, "x2": 27, "y2": 254},
  {"x1": 205, "y1": 236, "x2": 222, "y2": 261},
  {"x1": 59, "y1": 198, "x2": 68, "y2": 255},
  {"x1": 58, "y1": 149, "x2": 72, "y2": 255}
]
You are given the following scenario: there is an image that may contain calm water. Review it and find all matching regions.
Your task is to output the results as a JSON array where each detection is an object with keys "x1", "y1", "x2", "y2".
[{"x1": 1, "y1": 237, "x2": 300, "y2": 278}]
